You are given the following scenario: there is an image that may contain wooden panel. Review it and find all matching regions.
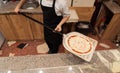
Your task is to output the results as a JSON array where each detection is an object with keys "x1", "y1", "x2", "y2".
[
  {"x1": 29, "y1": 14, "x2": 44, "y2": 40},
  {"x1": 8, "y1": 14, "x2": 33, "y2": 40},
  {"x1": 102, "y1": 14, "x2": 120, "y2": 40},
  {"x1": 0, "y1": 14, "x2": 44, "y2": 41},
  {"x1": 0, "y1": 15, "x2": 16, "y2": 40},
  {"x1": 95, "y1": 2, "x2": 120, "y2": 41},
  {"x1": 0, "y1": 14, "x2": 34, "y2": 40},
  {"x1": 70, "y1": 7, "x2": 95, "y2": 22}
]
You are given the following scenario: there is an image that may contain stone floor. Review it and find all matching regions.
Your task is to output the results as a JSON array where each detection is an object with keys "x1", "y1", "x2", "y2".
[{"x1": 0, "y1": 34, "x2": 118, "y2": 57}]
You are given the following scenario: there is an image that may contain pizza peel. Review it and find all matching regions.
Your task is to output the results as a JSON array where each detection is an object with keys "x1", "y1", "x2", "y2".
[
  {"x1": 63, "y1": 32, "x2": 98, "y2": 62},
  {"x1": 19, "y1": 12, "x2": 98, "y2": 62}
]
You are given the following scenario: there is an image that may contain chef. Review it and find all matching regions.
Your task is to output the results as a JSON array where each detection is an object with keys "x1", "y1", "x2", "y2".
[{"x1": 14, "y1": 0, "x2": 70, "y2": 53}]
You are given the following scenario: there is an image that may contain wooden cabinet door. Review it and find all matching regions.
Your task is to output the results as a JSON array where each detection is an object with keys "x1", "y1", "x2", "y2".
[
  {"x1": 0, "y1": 15, "x2": 16, "y2": 40},
  {"x1": 29, "y1": 14, "x2": 44, "y2": 40},
  {"x1": 102, "y1": 14, "x2": 120, "y2": 40},
  {"x1": 95, "y1": 2, "x2": 120, "y2": 41},
  {"x1": 0, "y1": 14, "x2": 34, "y2": 40}
]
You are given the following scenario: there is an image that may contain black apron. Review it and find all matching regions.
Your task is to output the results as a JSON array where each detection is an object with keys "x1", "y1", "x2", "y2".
[{"x1": 40, "y1": 0, "x2": 63, "y2": 53}]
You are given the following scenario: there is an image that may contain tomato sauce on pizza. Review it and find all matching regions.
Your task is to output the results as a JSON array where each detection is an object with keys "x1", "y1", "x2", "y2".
[{"x1": 68, "y1": 35, "x2": 92, "y2": 54}]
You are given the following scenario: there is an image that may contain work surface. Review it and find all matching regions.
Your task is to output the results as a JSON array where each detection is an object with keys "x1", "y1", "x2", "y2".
[
  {"x1": 0, "y1": 1, "x2": 79, "y2": 23},
  {"x1": 0, "y1": 48, "x2": 120, "y2": 73}
]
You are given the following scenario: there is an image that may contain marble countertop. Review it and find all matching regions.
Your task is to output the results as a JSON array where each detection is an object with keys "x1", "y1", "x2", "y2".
[
  {"x1": 0, "y1": 48, "x2": 120, "y2": 73},
  {"x1": 0, "y1": 1, "x2": 79, "y2": 22},
  {"x1": 0, "y1": 1, "x2": 43, "y2": 14}
]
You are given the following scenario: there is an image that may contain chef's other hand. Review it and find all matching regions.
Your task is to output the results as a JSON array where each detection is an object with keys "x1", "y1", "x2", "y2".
[
  {"x1": 55, "y1": 25, "x2": 62, "y2": 32},
  {"x1": 14, "y1": 7, "x2": 19, "y2": 13}
]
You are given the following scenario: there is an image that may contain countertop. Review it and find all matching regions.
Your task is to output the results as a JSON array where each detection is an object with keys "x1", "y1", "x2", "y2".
[
  {"x1": 0, "y1": 1, "x2": 79, "y2": 22},
  {"x1": 104, "y1": 1, "x2": 120, "y2": 14},
  {"x1": 0, "y1": 1, "x2": 43, "y2": 14},
  {"x1": 0, "y1": 49, "x2": 120, "y2": 73}
]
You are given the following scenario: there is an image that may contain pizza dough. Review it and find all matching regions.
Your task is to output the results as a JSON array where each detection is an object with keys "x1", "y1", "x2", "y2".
[{"x1": 68, "y1": 35, "x2": 91, "y2": 54}]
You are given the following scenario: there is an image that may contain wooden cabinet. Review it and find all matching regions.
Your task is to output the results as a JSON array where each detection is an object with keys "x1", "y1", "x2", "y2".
[
  {"x1": 71, "y1": 7, "x2": 95, "y2": 22},
  {"x1": 29, "y1": 14, "x2": 44, "y2": 40},
  {"x1": 69, "y1": 0, "x2": 95, "y2": 22},
  {"x1": 95, "y1": 1, "x2": 120, "y2": 41},
  {"x1": 0, "y1": 14, "x2": 44, "y2": 41}
]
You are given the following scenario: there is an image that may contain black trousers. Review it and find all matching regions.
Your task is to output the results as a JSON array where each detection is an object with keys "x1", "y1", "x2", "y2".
[{"x1": 44, "y1": 27, "x2": 62, "y2": 53}]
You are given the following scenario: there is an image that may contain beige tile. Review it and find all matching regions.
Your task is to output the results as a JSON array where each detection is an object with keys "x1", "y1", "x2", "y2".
[
  {"x1": 9, "y1": 53, "x2": 15, "y2": 57},
  {"x1": 36, "y1": 42, "x2": 49, "y2": 54}
]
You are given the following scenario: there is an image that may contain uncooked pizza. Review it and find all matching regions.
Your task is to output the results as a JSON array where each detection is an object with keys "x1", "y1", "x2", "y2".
[{"x1": 68, "y1": 35, "x2": 92, "y2": 54}]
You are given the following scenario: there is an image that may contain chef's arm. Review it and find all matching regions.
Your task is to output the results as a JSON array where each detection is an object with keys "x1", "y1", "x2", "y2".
[
  {"x1": 58, "y1": 16, "x2": 70, "y2": 27},
  {"x1": 55, "y1": 16, "x2": 70, "y2": 31},
  {"x1": 14, "y1": 0, "x2": 26, "y2": 13}
]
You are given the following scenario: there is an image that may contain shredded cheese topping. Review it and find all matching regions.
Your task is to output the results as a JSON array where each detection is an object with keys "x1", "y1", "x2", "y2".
[{"x1": 68, "y1": 35, "x2": 91, "y2": 54}]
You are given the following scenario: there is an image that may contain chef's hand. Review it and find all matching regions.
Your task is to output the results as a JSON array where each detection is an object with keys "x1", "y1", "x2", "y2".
[
  {"x1": 14, "y1": 0, "x2": 26, "y2": 13},
  {"x1": 14, "y1": 7, "x2": 20, "y2": 13},
  {"x1": 55, "y1": 25, "x2": 62, "y2": 32}
]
